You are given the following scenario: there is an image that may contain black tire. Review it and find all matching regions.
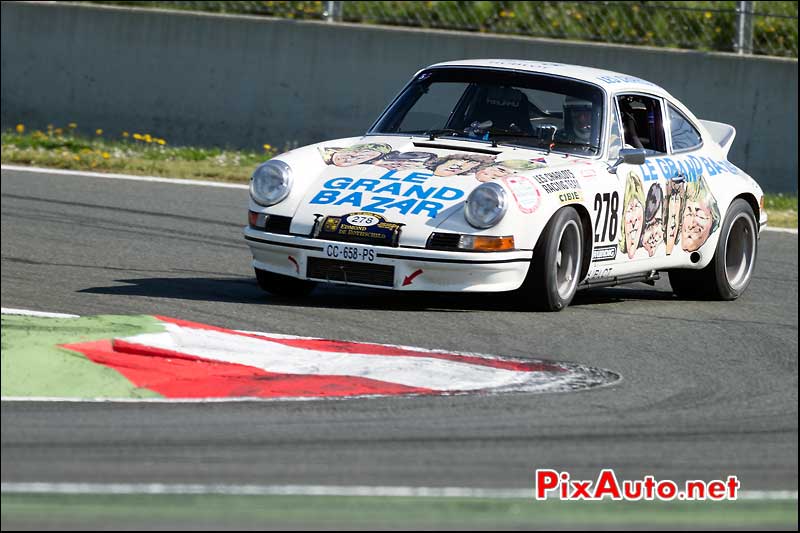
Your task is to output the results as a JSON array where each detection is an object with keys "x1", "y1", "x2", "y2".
[
  {"x1": 255, "y1": 268, "x2": 316, "y2": 297},
  {"x1": 668, "y1": 198, "x2": 757, "y2": 300},
  {"x1": 522, "y1": 207, "x2": 584, "y2": 311}
]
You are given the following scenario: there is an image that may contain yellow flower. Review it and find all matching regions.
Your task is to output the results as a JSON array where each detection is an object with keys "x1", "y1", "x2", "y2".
[
  {"x1": 95, "y1": 129, "x2": 103, "y2": 136},
  {"x1": 156, "y1": 139, "x2": 166, "y2": 146},
  {"x1": 15, "y1": 124, "x2": 24, "y2": 134},
  {"x1": 122, "y1": 131, "x2": 129, "y2": 138},
  {"x1": 133, "y1": 133, "x2": 143, "y2": 140},
  {"x1": 704, "y1": 11, "x2": 712, "y2": 19},
  {"x1": 73, "y1": 155, "x2": 80, "y2": 161},
  {"x1": 102, "y1": 152, "x2": 110, "y2": 159},
  {"x1": 68, "y1": 122, "x2": 77, "y2": 129},
  {"x1": 263, "y1": 143, "x2": 272, "y2": 151},
  {"x1": 144, "y1": 134, "x2": 152, "y2": 143}
]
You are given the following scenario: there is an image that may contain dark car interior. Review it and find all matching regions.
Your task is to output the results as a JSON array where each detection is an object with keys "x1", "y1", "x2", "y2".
[{"x1": 617, "y1": 94, "x2": 667, "y2": 153}]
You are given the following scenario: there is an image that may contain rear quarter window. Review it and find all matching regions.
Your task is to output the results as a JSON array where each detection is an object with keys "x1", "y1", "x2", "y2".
[{"x1": 668, "y1": 104, "x2": 703, "y2": 152}]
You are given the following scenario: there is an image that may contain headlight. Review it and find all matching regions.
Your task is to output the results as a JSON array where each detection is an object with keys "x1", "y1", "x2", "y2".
[
  {"x1": 250, "y1": 160, "x2": 292, "y2": 206},
  {"x1": 464, "y1": 182, "x2": 508, "y2": 229}
]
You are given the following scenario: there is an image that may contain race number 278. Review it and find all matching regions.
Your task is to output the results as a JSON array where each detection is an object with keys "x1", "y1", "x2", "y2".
[{"x1": 593, "y1": 192, "x2": 619, "y2": 243}]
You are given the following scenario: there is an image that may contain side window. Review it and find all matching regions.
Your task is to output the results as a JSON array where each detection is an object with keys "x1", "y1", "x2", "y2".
[
  {"x1": 608, "y1": 100, "x2": 623, "y2": 160},
  {"x1": 616, "y1": 94, "x2": 667, "y2": 154},
  {"x1": 668, "y1": 103, "x2": 703, "y2": 152}
]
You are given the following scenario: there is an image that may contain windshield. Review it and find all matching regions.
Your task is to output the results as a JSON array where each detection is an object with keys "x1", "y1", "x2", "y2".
[{"x1": 370, "y1": 68, "x2": 605, "y2": 156}]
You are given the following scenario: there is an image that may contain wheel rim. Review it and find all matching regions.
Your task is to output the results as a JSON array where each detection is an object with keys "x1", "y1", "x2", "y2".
[
  {"x1": 724, "y1": 212, "x2": 756, "y2": 292},
  {"x1": 556, "y1": 220, "x2": 581, "y2": 300}
]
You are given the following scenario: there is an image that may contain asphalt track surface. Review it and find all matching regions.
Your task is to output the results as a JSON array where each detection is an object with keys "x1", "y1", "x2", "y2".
[{"x1": 1, "y1": 169, "x2": 797, "y2": 497}]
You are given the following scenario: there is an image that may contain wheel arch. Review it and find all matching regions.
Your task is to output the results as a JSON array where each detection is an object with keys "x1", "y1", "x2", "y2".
[
  {"x1": 527, "y1": 204, "x2": 594, "y2": 284},
  {"x1": 732, "y1": 192, "x2": 760, "y2": 223},
  {"x1": 564, "y1": 203, "x2": 594, "y2": 282}
]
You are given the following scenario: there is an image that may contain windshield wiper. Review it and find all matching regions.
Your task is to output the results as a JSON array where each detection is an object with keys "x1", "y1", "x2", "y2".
[
  {"x1": 424, "y1": 128, "x2": 465, "y2": 141},
  {"x1": 484, "y1": 129, "x2": 553, "y2": 151},
  {"x1": 485, "y1": 129, "x2": 531, "y2": 138},
  {"x1": 551, "y1": 140, "x2": 600, "y2": 153}
]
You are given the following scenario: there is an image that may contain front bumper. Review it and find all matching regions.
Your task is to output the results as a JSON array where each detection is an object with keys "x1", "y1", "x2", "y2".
[{"x1": 244, "y1": 227, "x2": 532, "y2": 292}]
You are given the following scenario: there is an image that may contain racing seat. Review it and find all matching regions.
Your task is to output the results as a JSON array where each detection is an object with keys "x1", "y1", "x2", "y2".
[{"x1": 471, "y1": 86, "x2": 534, "y2": 134}]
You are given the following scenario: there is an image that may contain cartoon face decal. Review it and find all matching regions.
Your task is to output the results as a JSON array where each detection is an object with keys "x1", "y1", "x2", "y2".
[
  {"x1": 476, "y1": 163, "x2": 514, "y2": 182},
  {"x1": 642, "y1": 184, "x2": 664, "y2": 257},
  {"x1": 663, "y1": 180, "x2": 686, "y2": 255},
  {"x1": 680, "y1": 175, "x2": 720, "y2": 252},
  {"x1": 425, "y1": 154, "x2": 495, "y2": 177},
  {"x1": 619, "y1": 171, "x2": 646, "y2": 259},
  {"x1": 475, "y1": 159, "x2": 547, "y2": 182},
  {"x1": 373, "y1": 151, "x2": 436, "y2": 171},
  {"x1": 320, "y1": 143, "x2": 392, "y2": 167}
]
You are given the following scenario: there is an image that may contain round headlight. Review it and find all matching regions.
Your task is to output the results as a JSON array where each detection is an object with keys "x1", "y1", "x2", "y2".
[
  {"x1": 250, "y1": 160, "x2": 292, "y2": 206},
  {"x1": 464, "y1": 182, "x2": 508, "y2": 229}
]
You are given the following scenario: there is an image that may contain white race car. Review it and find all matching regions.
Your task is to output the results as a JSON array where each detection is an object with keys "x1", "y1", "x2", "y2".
[{"x1": 245, "y1": 60, "x2": 765, "y2": 311}]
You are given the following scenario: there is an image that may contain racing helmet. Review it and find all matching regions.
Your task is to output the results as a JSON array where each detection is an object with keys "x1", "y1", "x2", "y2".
[{"x1": 563, "y1": 97, "x2": 594, "y2": 143}]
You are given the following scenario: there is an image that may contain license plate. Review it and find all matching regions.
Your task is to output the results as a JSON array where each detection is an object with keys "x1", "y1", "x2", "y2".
[{"x1": 323, "y1": 243, "x2": 376, "y2": 263}]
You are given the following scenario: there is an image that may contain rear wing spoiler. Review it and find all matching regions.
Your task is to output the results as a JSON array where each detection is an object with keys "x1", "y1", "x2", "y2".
[{"x1": 699, "y1": 119, "x2": 736, "y2": 157}]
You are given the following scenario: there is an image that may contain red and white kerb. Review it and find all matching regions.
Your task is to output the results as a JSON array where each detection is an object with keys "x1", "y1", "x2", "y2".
[{"x1": 62, "y1": 316, "x2": 617, "y2": 399}]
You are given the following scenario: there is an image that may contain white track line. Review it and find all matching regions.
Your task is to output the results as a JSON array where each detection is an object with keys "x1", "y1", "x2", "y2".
[
  {"x1": 1, "y1": 308, "x2": 80, "y2": 318},
  {"x1": 0, "y1": 482, "x2": 795, "y2": 501},
  {"x1": 0, "y1": 164, "x2": 248, "y2": 189},
  {"x1": 763, "y1": 226, "x2": 798, "y2": 234},
  {"x1": 0, "y1": 396, "x2": 380, "y2": 403}
]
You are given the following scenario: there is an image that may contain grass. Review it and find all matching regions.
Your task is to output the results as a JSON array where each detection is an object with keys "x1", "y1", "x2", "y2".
[
  {"x1": 765, "y1": 193, "x2": 798, "y2": 228},
  {"x1": 1, "y1": 124, "x2": 274, "y2": 183},
  {"x1": 1, "y1": 125, "x2": 796, "y2": 228},
  {"x1": 1, "y1": 493, "x2": 797, "y2": 530}
]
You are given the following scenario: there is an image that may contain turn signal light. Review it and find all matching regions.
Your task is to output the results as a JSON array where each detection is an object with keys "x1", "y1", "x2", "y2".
[
  {"x1": 248, "y1": 210, "x2": 267, "y2": 229},
  {"x1": 459, "y1": 235, "x2": 515, "y2": 251}
]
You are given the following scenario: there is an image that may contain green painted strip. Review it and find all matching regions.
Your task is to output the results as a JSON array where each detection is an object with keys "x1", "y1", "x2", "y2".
[
  {"x1": 1, "y1": 314, "x2": 165, "y2": 398},
  {"x1": 1, "y1": 494, "x2": 796, "y2": 529}
]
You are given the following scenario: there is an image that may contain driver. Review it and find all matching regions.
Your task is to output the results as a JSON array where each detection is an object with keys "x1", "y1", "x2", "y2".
[{"x1": 561, "y1": 97, "x2": 594, "y2": 144}]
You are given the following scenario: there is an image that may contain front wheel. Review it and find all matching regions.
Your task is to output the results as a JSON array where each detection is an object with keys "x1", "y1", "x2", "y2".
[
  {"x1": 522, "y1": 207, "x2": 584, "y2": 311},
  {"x1": 255, "y1": 268, "x2": 317, "y2": 297},
  {"x1": 669, "y1": 198, "x2": 758, "y2": 300}
]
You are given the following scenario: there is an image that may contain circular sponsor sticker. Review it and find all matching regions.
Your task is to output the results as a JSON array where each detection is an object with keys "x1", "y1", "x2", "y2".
[{"x1": 345, "y1": 214, "x2": 380, "y2": 226}]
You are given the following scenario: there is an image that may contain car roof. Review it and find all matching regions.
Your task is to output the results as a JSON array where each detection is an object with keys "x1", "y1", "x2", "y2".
[{"x1": 427, "y1": 59, "x2": 674, "y2": 99}]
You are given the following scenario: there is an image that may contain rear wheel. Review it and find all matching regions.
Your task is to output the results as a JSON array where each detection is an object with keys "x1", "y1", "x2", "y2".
[
  {"x1": 523, "y1": 207, "x2": 583, "y2": 311},
  {"x1": 255, "y1": 268, "x2": 316, "y2": 297},
  {"x1": 669, "y1": 199, "x2": 757, "y2": 300}
]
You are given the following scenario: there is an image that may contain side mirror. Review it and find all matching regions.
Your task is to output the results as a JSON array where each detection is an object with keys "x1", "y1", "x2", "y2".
[{"x1": 609, "y1": 148, "x2": 646, "y2": 174}]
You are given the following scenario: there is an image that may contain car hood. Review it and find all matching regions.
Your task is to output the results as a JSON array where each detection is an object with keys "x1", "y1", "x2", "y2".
[{"x1": 281, "y1": 135, "x2": 594, "y2": 246}]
